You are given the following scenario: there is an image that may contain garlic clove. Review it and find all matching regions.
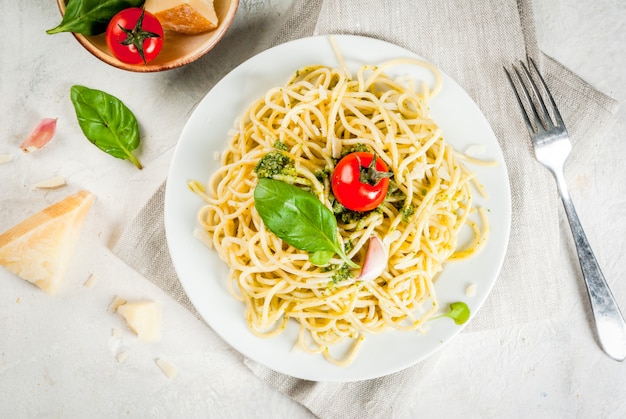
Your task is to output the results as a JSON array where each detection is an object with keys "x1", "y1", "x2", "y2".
[
  {"x1": 357, "y1": 235, "x2": 388, "y2": 282},
  {"x1": 20, "y1": 118, "x2": 58, "y2": 153}
]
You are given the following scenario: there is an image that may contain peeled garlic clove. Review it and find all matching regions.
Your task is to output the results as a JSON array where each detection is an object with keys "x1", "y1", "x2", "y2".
[
  {"x1": 20, "y1": 118, "x2": 58, "y2": 153},
  {"x1": 357, "y1": 235, "x2": 388, "y2": 282}
]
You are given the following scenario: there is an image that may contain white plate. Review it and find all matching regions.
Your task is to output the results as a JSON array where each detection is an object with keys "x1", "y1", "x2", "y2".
[{"x1": 164, "y1": 35, "x2": 511, "y2": 382}]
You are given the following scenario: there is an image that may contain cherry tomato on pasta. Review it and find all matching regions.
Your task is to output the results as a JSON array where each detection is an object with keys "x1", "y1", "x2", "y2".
[
  {"x1": 105, "y1": 8, "x2": 163, "y2": 65},
  {"x1": 331, "y1": 152, "x2": 392, "y2": 212}
]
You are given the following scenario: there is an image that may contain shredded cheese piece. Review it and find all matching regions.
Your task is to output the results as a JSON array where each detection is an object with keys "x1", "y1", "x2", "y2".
[
  {"x1": 107, "y1": 296, "x2": 127, "y2": 314},
  {"x1": 465, "y1": 283, "x2": 477, "y2": 297},
  {"x1": 32, "y1": 175, "x2": 66, "y2": 190},
  {"x1": 0, "y1": 154, "x2": 13, "y2": 164},
  {"x1": 156, "y1": 358, "x2": 177, "y2": 379},
  {"x1": 83, "y1": 272, "x2": 97, "y2": 288},
  {"x1": 116, "y1": 351, "x2": 129, "y2": 363}
]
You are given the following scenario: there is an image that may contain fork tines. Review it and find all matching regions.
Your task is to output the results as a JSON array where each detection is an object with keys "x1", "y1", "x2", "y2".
[{"x1": 504, "y1": 58, "x2": 566, "y2": 136}]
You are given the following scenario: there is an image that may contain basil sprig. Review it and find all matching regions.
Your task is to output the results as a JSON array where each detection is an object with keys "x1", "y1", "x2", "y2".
[
  {"x1": 254, "y1": 178, "x2": 358, "y2": 268},
  {"x1": 70, "y1": 85, "x2": 142, "y2": 169},
  {"x1": 431, "y1": 302, "x2": 471, "y2": 325},
  {"x1": 47, "y1": 0, "x2": 144, "y2": 36}
]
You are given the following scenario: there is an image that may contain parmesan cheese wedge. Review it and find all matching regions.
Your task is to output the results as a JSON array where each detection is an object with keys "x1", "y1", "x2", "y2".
[
  {"x1": 144, "y1": 0, "x2": 219, "y2": 35},
  {"x1": 0, "y1": 190, "x2": 94, "y2": 295},
  {"x1": 117, "y1": 301, "x2": 162, "y2": 342}
]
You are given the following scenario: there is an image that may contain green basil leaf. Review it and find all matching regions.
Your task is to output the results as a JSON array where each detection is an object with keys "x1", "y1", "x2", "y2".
[
  {"x1": 254, "y1": 178, "x2": 357, "y2": 267},
  {"x1": 447, "y1": 302, "x2": 471, "y2": 325},
  {"x1": 47, "y1": 0, "x2": 144, "y2": 35},
  {"x1": 430, "y1": 302, "x2": 471, "y2": 325},
  {"x1": 310, "y1": 250, "x2": 334, "y2": 266},
  {"x1": 70, "y1": 85, "x2": 142, "y2": 169}
]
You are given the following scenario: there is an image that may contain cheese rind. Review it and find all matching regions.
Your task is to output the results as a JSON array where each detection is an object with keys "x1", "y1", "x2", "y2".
[
  {"x1": 0, "y1": 190, "x2": 94, "y2": 295},
  {"x1": 145, "y1": 0, "x2": 219, "y2": 35}
]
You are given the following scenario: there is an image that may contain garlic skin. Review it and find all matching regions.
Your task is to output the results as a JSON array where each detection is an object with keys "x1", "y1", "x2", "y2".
[{"x1": 20, "y1": 118, "x2": 58, "y2": 153}]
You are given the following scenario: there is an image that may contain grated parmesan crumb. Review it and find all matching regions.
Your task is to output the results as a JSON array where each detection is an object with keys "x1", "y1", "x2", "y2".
[
  {"x1": 465, "y1": 283, "x2": 477, "y2": 297},
  {"x1": 116, "y1": 351, "x2": 129, "y2": 363},
  {"x1": 107, "y1": 296, "x2": 127, "y2": 314},
  {"x1": 0, "y1": 153, "x2": 13, "y2": 164},
  {"x1": 83, "y1": 272, "x2": 97, "y2": 288},
  {"x1": 437, "y1": 165, "x2": 451, "y2": 181},
  {"x1": 383, "y1": 230, "x2": 402, "y2": 247},
  {"x1": 156, "y1": 358, "x2": 177, "y2": 379},
  {"x1": 465, "y1": 144, "x2": 486, "y2": 157},
  {"x1": 394, "y1": 259, "x2": 416, "y2": 270},
  {"x1": 32, "y1": 175, "x2": 66, "y2": 190},
  {"x1": 111, "y1": 328, "x2": 122, "y2": 337}
]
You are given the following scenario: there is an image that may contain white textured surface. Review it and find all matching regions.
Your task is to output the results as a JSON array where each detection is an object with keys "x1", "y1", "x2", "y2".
[{"x1": 0, "y1": 1, "x2": 624, "y2": 417}]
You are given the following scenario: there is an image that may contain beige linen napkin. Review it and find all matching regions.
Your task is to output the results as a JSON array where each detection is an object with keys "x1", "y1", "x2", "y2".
[{"x1": 114, "y1": 0, "x2": 618, "y2": 417}]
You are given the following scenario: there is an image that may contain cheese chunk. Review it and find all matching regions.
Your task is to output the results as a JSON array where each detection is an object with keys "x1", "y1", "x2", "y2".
[
  {"x1": 0, "y1": 190, "x2": 94, "y2": 295},
  {"x1": 117, "y1": 301, "x2": 162, "y2": 342},
  {"x1": 145, "y1": 0, "x2": 219, "y2": 35}
]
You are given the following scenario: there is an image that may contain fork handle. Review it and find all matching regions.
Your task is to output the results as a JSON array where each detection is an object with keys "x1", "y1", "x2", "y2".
[{"x1": 554, "y1": 171, "x2": 626, "y2": 361}]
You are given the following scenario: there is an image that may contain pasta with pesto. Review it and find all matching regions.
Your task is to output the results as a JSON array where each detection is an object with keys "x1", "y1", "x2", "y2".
[{"x1": 191, "y1": 57, "x2": 489, "y2": 366}]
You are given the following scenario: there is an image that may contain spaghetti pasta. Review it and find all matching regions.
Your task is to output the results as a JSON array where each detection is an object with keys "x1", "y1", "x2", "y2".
[{"x1": 193, "y1": 57, "x2": 489, "y2": 366}]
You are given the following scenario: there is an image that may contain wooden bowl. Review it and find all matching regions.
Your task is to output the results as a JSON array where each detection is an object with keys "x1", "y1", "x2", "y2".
[{"x1": 55, "y1": 0, "x2": 239, "y2": 72}]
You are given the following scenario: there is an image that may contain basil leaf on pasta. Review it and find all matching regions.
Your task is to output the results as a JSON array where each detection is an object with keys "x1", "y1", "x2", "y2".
[
  {"x1": 310, "y1": 250, "x2": 335, "y2": 266},
  {"x1": 254, "y1": 178, "x2": 357, "y2": 267}
]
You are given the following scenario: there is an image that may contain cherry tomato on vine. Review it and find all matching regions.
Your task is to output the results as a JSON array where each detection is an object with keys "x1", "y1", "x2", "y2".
[
  {"x1": 331, "y1": 152, "x2": 392, "y2": 212},
  {"x1": 105, "y1": 8, "x2": 163, "y2": 65}
]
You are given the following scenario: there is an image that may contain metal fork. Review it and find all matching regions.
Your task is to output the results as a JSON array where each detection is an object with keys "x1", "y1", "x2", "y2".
[{"x1": 505, "y1": 59, "x2": 626, "y2": 361}]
